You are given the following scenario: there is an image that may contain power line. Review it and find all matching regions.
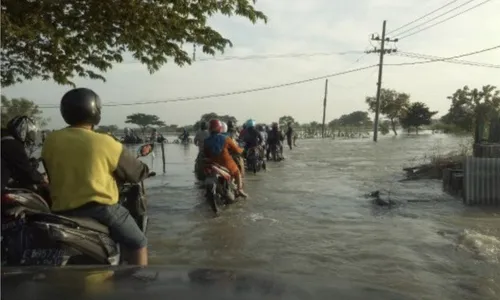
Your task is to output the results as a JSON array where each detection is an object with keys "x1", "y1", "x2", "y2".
[
  {"x1": 393, "y1": 51, "x2": 500, "y2": 68},
  {"x1": 387, "y1": 0, "x2": 461, "y2": 35},
  {"x1": 397, "y1": 0, "x2": 493, "y2": 40},
  {"x1": 195, "y1": 51, "x2": 364, "y2": 61},
  {"x1": 385, "y1": 44, "x2": 500, "y2": 66},
  {"x1": 395, "y1": 0, "x2": 479, "y2": 37},
  {"x1": 119, "y1": 50, "x2": 364, "y2": 64},
  {"x1": 38, "y1": 64, "x2": 379, "y2": 109},
  {"x1": 38, "y1": 45, "x2": 500, "y2": 109}
]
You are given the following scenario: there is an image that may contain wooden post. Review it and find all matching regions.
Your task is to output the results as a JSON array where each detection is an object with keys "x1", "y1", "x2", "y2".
[
  {"x1": 160, "y1": 142, "x2": 166, "y2": 173},
  {"x1": 321, "y1": 79, "x2": 328, "y2": 138}
]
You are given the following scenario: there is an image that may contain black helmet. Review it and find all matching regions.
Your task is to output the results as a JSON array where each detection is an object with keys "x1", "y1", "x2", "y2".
[
  {"x1": 60, "y1": 88, "x2": 102, "y2": 126},
  {"x1": 256, "y1": 124, "x2": 263, "y2": 131},
  {"x1": 6, "y1": 116, "x2": 38, "y2": 144},
  {"x1": 200, "y1": 121, "x2": 208, "y2": 130}
]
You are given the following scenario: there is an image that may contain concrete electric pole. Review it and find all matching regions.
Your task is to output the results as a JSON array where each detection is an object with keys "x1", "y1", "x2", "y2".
[{"x1": 366, "y1": 20, "x2": 398, "y2": 142}]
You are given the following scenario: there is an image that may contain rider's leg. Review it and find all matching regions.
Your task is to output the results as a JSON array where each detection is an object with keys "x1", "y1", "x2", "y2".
[{"x1": 61, "y1": 203, "x2": 148, "y2": 266}]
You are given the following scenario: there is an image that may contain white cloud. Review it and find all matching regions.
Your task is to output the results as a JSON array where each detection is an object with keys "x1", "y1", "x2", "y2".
[{"x1": 3, "y1": 0, "x2": 500, "y2": 128}]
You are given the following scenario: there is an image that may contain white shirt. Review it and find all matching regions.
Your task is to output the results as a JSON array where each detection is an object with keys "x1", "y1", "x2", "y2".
[{"x1": 194, "y1": 130, "x2": 210, "y2": 151}]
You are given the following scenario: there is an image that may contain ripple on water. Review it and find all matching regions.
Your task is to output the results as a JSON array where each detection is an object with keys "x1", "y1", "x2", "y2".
[{"x1": 127, "y1": 137, "x2": 498, "y2": 299}]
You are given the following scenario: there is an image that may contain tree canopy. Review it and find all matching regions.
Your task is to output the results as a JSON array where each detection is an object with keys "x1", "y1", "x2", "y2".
[
  {"x1": 193, "y1": 112, "x2": 237, "y2": 130},
  {"x1": 338, "y1": 111, "x2": 372, "y2": 127},
  {"x1": 366, "y1": 88, "x2": 410, "y2": 135},
  {"x1": 441, "y1": 85, "x2": 500, "y2": 132},
  {"x1": 125, "y1": 113, "x2": 165, "y2": 134},
  {"x1": 399, "y1": 102, "x2": 437, "y2": 134},
  {"x1": 95, "y1": 124, "x2": 119, "y2": 133},
  {"x1": 1, "y1": 0, "x2": 267, "y2": 87},
  {"x1": 1, "y1": 95, "x2": 50, "y2": 127},
  {"x1": 278, "y1": 115, "x2": 298, "y2": 127}
]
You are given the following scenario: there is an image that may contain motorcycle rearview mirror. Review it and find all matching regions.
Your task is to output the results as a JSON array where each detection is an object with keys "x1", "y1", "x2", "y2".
[{"x1": 137, "y1": 143, "x2": 154, "y2": 158}]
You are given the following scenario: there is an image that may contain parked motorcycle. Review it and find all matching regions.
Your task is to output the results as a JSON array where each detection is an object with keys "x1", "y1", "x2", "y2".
[
  {"x1": 1, "y1": 143, "x2": 156, "y2": 267},
  {"x1": 203, "y1": 161, "x2": 240, "y2": 215}
]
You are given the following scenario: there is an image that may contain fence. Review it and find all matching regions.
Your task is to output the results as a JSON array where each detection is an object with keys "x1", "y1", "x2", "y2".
[{"x1": 463, "y1": 156, "x2": 500, "y2": 205}]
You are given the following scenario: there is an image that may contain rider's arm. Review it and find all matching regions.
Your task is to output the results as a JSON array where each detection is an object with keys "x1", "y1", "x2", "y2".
[
  {"x1": 257, "y1": 132, "x2": 263, "y2": 144},
  {"x1": 3, "y1": 139, "x2": 44, "y2": 185},
  {"x1": 193, "y1": 132, "x2": 200, "y2": 146},
  {"x1": 226, "y1": 137, "x2": 243, "y2": 154},
  {"x1": 113, "y1": 147, "x2": 150, "y2": 183}
]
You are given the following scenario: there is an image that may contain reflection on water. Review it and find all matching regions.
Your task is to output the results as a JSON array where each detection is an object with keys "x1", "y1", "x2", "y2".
[{"x1": 3, "y1": 132, "x2": 500, "y2": 300}]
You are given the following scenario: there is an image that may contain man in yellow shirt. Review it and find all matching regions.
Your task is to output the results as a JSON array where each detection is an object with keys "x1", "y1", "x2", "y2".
[{"x1": 42, "y1": 88, "x2": 150, "y2": 266}]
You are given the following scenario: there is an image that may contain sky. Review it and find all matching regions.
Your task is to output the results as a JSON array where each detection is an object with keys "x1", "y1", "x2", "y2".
[{"x1": 2, "y1": 0, "x2": 500, "y2": 129}]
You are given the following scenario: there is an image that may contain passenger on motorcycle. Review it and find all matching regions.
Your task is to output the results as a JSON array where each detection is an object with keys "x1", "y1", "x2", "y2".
[
  {"x1": 41, "y1": 88, "x2": 151, "y2": 266},
  {"x1": 242, "y1": 119, "x2": 263, "y2": 156},
  {"x1": 1, "y1": 116, "x2": 48, "y2": 194},
  {"x1": 227, "y1": 120, "x2": 238, "y2": 139},
  {"x1": 267, "y1": 122, "x2": 285, "y2": 160},
  {"x1": 204, "y1": 119, "x2": 248, "y2": 198},
  {"x1": 220, "y1": 121, "x2": 245, "y2": 177}
]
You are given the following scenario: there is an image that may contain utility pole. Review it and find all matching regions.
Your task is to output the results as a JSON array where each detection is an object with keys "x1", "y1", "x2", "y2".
[
  {"x1": 321, "y1": 79, "x2": 329, "y2": 138},
  {"x1": 367, "y1": 20, "x2": 398, "y2": 142}
]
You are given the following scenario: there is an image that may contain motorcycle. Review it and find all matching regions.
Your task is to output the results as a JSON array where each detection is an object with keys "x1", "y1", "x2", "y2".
[
  {"x1": 1, "y1": 143, "x2": 156, "y2": 267},
  {"x1": 245, "y1": 147, "x2": 266, "y2": 174},
  {"x1": 203, "y1": 161, "x2": 240, "y2": 215},
  {"x1": 269, "y1": 143, "x2": 284, "y2": 162}
]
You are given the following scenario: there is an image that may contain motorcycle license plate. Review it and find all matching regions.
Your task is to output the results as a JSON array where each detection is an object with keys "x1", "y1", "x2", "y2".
[{"x1": 21, "y1": 248, "x2": 64, "y2": 266}]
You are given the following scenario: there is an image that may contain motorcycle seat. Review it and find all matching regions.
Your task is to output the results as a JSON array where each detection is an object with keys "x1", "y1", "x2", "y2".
[{"x1": 65, "y1": 216, "x2": 110, "y2": 234}]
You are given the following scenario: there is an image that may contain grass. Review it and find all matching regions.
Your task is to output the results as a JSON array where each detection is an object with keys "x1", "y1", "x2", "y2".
[{"x1": 403, "y1": 137, "x2": 473, "y2": 180}]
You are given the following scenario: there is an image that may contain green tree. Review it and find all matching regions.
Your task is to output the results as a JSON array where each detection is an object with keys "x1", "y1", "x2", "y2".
[
  {"x1": 441, "y1": 85, "x2": 500, "y2": 133},
  {"x1": 278, "y1": 115, "x2": 298, "y2": 127},
  {"x1": 95, "y1": 124, "x2": 119, "y2": 133},
  {"x1": 1, "y1": 95, "x2": 50, "y2": 127},
  {"x1": 193, "y1": 113, "x2": 237, "y2": 130},
  {"x1": 366, "y1": 89, "x2": 410, "y2": 136},
  {"x1": 399, "y1": 102, "x2": 437, "y2": 134},
  {"x1": 125, "y1": 113, "x2": 165, "y2": 135},
  {"x1": 1, "y1": 0, "x2": 267, "y2": 87},
  {"x1": 338, "y1": 111, "x2": 372, "y2": 127},
  {"x1": 379, "y1": 120, "x2": 391, "y2": 136}
]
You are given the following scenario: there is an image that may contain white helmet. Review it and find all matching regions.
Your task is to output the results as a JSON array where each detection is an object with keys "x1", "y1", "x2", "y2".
[{"x1": 221, "y1": 121, "x2": 228, "y2": 133}]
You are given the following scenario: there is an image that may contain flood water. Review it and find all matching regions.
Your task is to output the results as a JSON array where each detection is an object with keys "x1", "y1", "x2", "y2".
[{"x1": 3, "y1": 132, "x2": 500, "y2": 300}]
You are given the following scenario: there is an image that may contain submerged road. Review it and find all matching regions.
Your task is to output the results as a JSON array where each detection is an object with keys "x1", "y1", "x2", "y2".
[{"x1": 3, "y1": 132, "x2": 499, "y2": 300}]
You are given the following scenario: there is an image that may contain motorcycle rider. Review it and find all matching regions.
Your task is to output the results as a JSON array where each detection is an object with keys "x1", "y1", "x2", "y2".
[
  {"x1": 267, "y1": 122, "x2": 285, "y2": 161},
  {"x1": 178, "y1": 128, "x2": 190, "y2": 143},
  {"x1": 194, "y1": 121, "x2": 210, "y2": 153},
  {"x1": 204, "y1": 119, "x2": 248, "y2": 197},
  {"x1": 220, "y1": 122, "x2": 229, "y2": 137},
  {"x1": 41, "y1": 88, "x2": 151, "y2": 266},
  {"x1": 256, "y1": 124, "x2": 267, "y2": 160},
  {"x1": 1, "y1": 116, "x2": 48, "y2": 193},
  {"x1": 242, "y1": 119, "x2": 263, "y2": 157}
]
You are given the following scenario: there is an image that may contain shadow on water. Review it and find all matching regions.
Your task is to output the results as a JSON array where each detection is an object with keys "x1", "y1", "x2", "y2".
[
  {"x1": 1, "y1": 265, "x2": 419, "y2": 300},
  {"x1": 6, "y1": 134, "x2": 500, "y2": 300}
]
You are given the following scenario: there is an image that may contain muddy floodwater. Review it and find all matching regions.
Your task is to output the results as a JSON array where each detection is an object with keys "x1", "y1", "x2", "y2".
[{"x1": 3, "y1": 132, "x2": 500, "y2": 300}]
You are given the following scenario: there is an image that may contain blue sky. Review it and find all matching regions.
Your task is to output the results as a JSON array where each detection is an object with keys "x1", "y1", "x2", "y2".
[{"x1": 3, "y1": 0, "x2": 499, "y2": 129}]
